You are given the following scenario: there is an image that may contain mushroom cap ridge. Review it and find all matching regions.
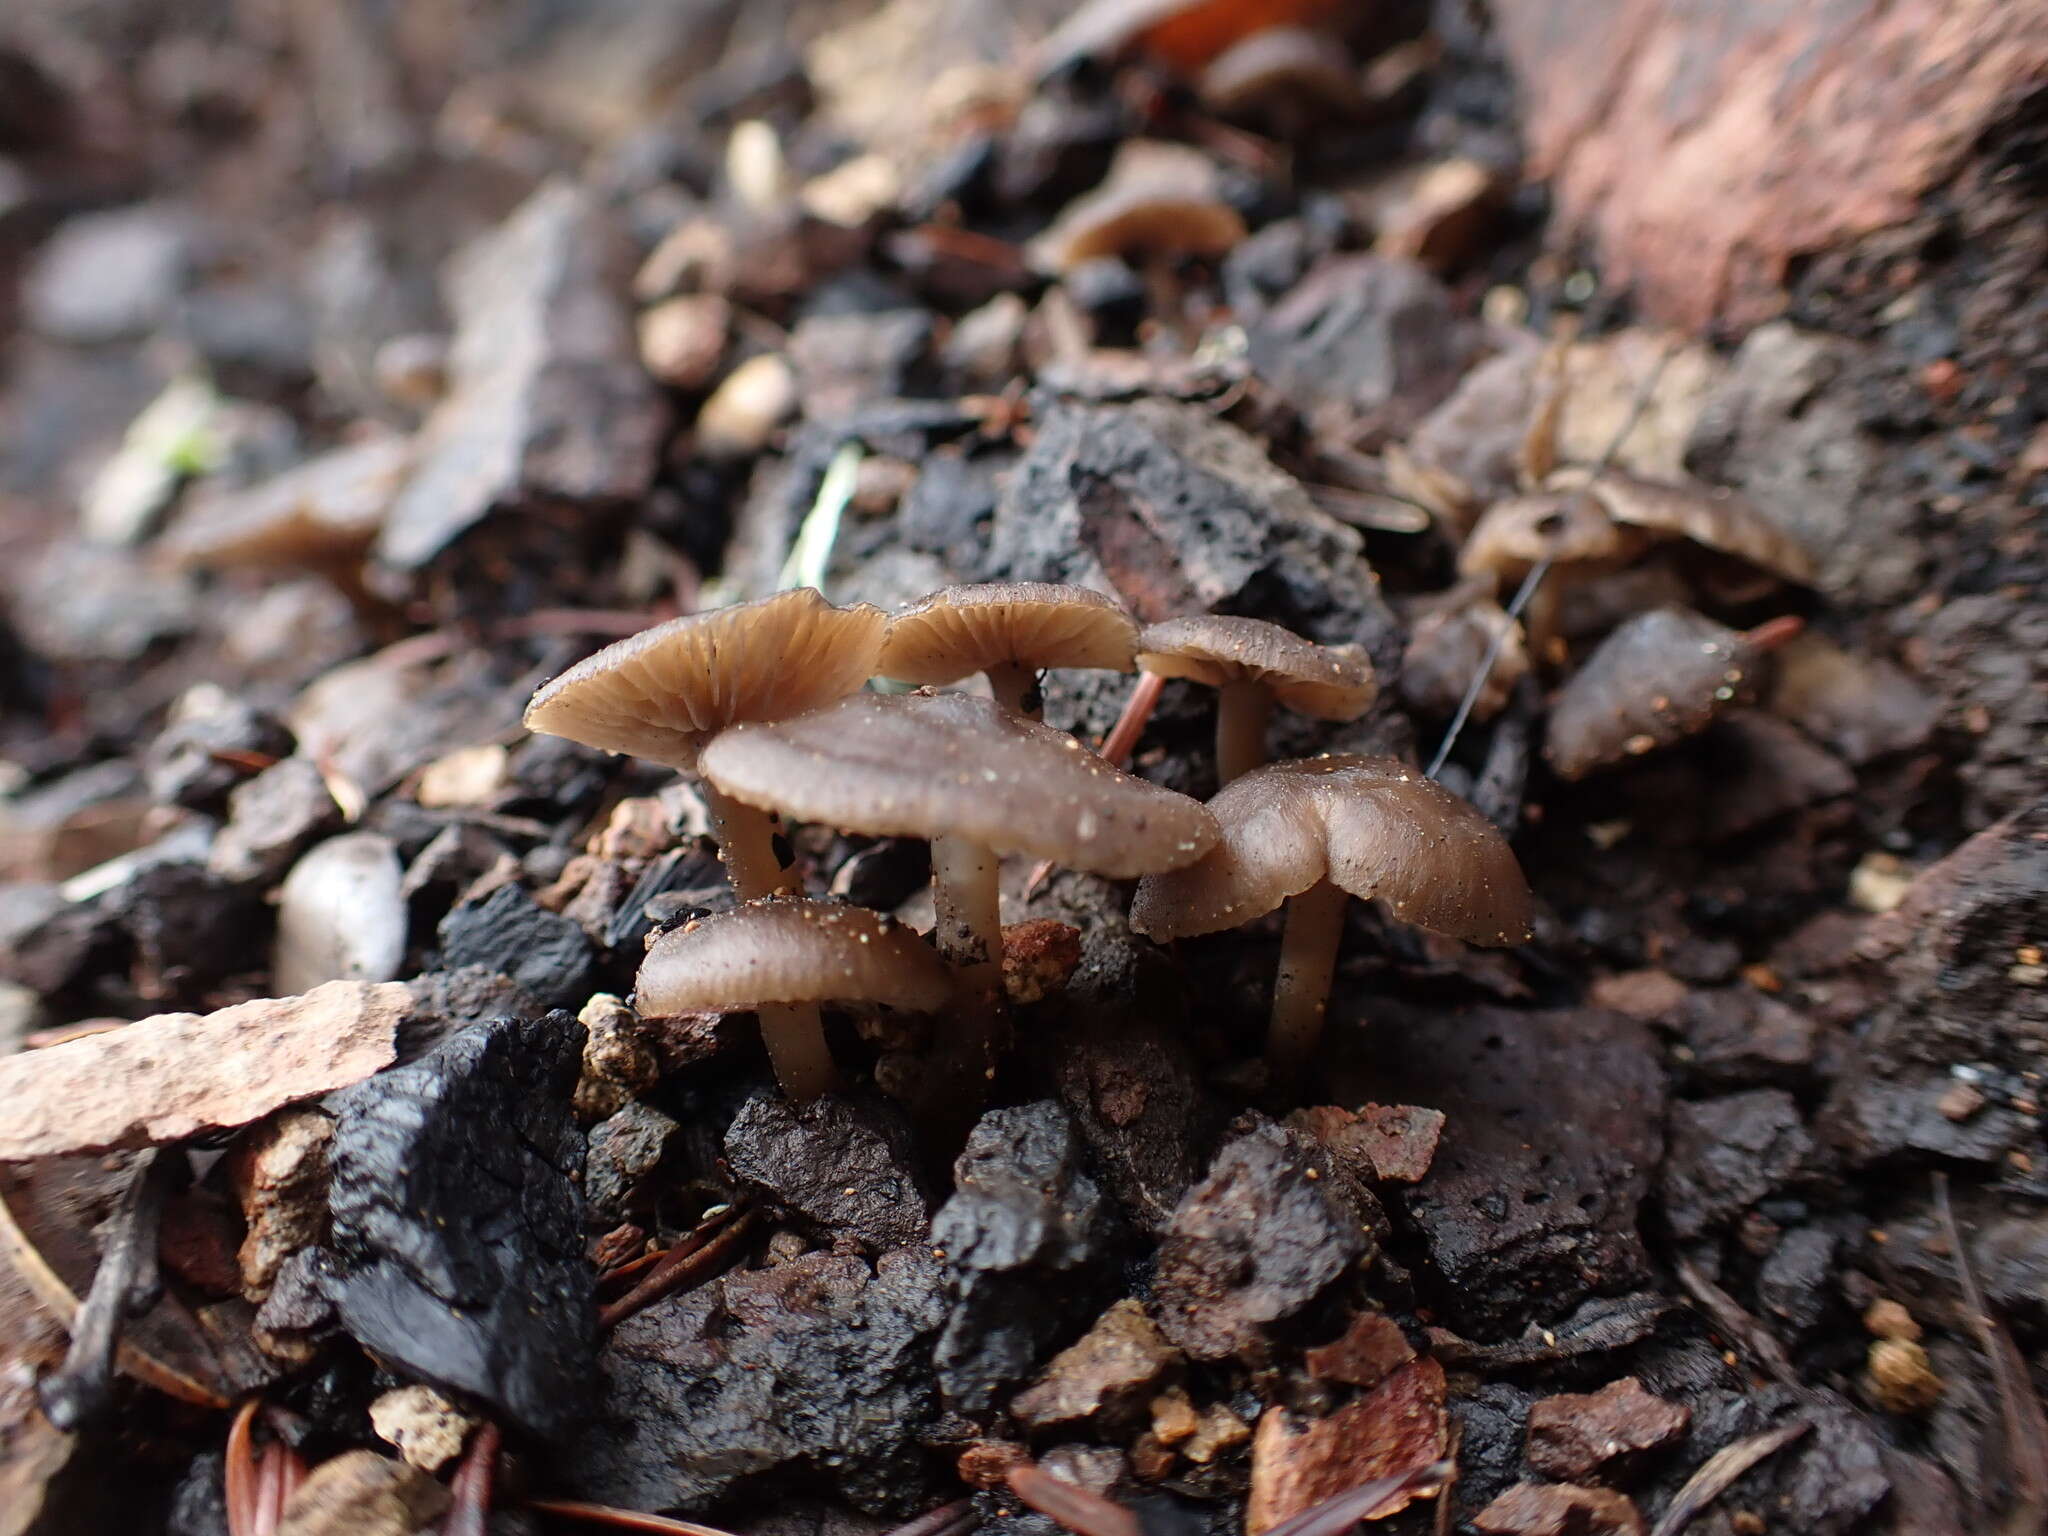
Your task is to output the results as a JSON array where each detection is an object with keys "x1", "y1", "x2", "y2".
[
  {"x1": 638, "y1": 896, "x2": 954, "y2": 1015},
  {"x1": 523, "y1": 588, "x2": 888, "y2": 770},
  {"x1": 1129, "y1": 754, "x2": 1532, "y2": 945},
  {"x1": 699, "y1": 691, "x2": 1218, "y2": 878},
  {"x1": 878, "y1": 581, "x2": 1138, "y2": 686}
]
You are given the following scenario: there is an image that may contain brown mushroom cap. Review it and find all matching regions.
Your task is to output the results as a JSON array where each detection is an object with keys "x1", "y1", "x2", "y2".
[
  {"x1": 638, "y1": 897, "x2": 954, "y2": 1015},
  {"x1": 1135, "y1": 615, "x2": 1379, "y2": 719},
  {"x1": 1129, "y1": 754, "x2": 1531, "y2": 944},
  {"x1": 523, "y1": 588, "x2": 887, "y2": 770},
  {"x1": 1032, "y1": 141, "x2": 1247, "y2": 274},
  {"x1": 877, "y1": 582, "x2": 1139, "y2": 687},
  {"x1": 1457, "y1": 487, "x2": 1652, "y2": 585},
  {"x1": 1544, "y1": 605, "x2": 1760, "y2": 780},
  {"x1": 698, "y1": 691, "x2": 1218, "y2": 877},
  {"x1": 164, "y1": 434, "x2": 412, "y2": 570},
  {"x1": 1576, "y1": 468, "x2": 1817, "y2": 585}
]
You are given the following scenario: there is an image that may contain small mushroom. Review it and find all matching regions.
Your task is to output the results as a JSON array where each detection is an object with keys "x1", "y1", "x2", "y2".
[
  {"x1": 1400, "y1": 593, "x2": 1528, "y2": 723},
  {"x1": 523, "y1": 586, "x2": 887, "y2": 899},
  {"x1": 1131, "y1": 755, "x2": 1530, "y2": 1076},
  {"x1": 1570, "y1": 468, "x2": 1817, "y2": 587},
  {"x1": 1543, "y1": 605, "x2": 1772, "y2": 780},
  {"x1": 638, "y1": 898, "x2": 953, "y2": 1099},
  {"x1": 877, "y1": 581, "x2": 1139, "y2": 718},
  {"x1": 1135, "y1": 615, "x2": 1379, "y2": 783},
  {"x1": 1032, "y1": 140, "x2": 1247, "y2": 275},
  {"x1": 699, "y1": 691, "x2": 1218, "y2": 1074},
  {"x1": 1459, "y1": 470, "x2": 1815, "y2": 658}
]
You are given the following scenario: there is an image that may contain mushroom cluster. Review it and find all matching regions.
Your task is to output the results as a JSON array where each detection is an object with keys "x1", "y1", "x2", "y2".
[{"x1": 524, "y1": 580, "x2": 1529, "y2": 1104}]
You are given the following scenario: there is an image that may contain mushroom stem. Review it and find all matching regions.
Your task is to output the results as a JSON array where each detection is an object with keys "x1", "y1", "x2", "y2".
[
  {"x1": 1215, "y1": 681, "x2": 1274, "y2": 784},
  {"x1": 701, "y1": 783, "x2": 793, "y2": 900},
  {"x1": 930, "y1": 834, "x2": 1003, "y2": 989},
  {"x1": 702, "y1": 786, "x2": 832, "y2": 1097},
  {"x1": 1268, "y1": 877, "x2": 1349, "y2": 1079},
  {"x1": 757, "y1": 1003, "x2": 839, "y2": 1100},
  {"x1": 987, "y1": 661, "x2": 1042, "y2": 720}
]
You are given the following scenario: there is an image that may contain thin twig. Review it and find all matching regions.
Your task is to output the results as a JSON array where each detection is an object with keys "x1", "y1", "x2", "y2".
[
  {"x1": 0, "y1": 1164, "x2": 224, "y2": 1409},
  {"x1": 1673, "y1": 1258, "x2": 1800, "y2": 1390},
  {"x1": 1007, "y1": 1464, "x2": 1143, "y2": 1536},
  {"x1": 1262, "y1": 1462, "x2": 1457, "y2": 1536},
  {"x1": 37, "y1": 1148, "x2": 174, "y2": 1430},
  {"x1": 1427, "y1": 555, "x2": 1551, "y2": 780},
  {"x1": 598, "y1": 1206, "x2": 755, "y2": 1330},
  {"x1": 884, "y1": 1499, "x2": 976, "y2": 1536},
  {"x1": 444, "y1": 1422, "x2": 502, "y2": 1536},
  {"x1": 1647, "y1": 1419, "x2": 1809, "y2": 1536},
  {"x1": 225, "y1": 1398, "x2": 261, "y2": 1536},
  {"x1": 528, "y1": 1499, "x2": 744, "y2": 1535},
  {"x1": 1934, "y1": 1172, "x2": 2048, "y2": 1534}
]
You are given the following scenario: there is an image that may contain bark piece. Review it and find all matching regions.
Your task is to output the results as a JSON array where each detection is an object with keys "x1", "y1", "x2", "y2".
[
  {"x1": 375, "y1": 180, "x2": 664, "y2": 572},
  {"x1": 228, "y1": 1108, "x2": 334, "y2": 1300},
  {"x1": 569, "y1": 1250, "x2": 946, "y2": 1515},
  {"x1": 1473, "y1": 1481, "x2": 1643, "y2": 1536},
  {"x1": 275, "y1": 1450, "x2": 451, "y2": 1536},
  {"x1": 1302, "y1": 1310, "x2": 1414, "y2": 1391},
  {"x1": 0, "y1": 981, "x2": 409, "y2": 1161},
  {"x1": 1011, "y1": 1299, "x2": 1180, "y2": 1431},
  {"x1": 1498, "y1": 0, "x2": 2048, "y2": 330},
  {"x1": 1291, "y1": 1103, "x2": 1445, "y2": 1184},
  {"x1": 1247, "y1": 1358, "x2": 1447, "y2": 1533},
  {"x1": 931, "y1": 1102, "x2": 1122, "y2": 1412},
  {"x1": 1524, "y1": 1377, "x2": 1688, "y2": 1480},
  {"x1": 1153, "y1": 1122, "x2": 1363, "y2": 1361},
  {"x1": 1378, "y1": 1006, "x2": 1665, "y2": 1335},
  {"x1": 723, "y1": 1090, "x2": 930, "y2": 1253}
]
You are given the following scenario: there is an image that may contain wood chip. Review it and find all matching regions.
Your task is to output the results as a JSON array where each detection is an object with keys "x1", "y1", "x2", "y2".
[{"x1": 0, "y1": 981, "x2": 410, "y2": 1161}]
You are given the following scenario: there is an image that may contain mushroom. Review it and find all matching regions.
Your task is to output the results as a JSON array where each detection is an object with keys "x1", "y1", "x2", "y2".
[
  {"x1": 638, "y1": 898, "x2": 953, "y2": 1099},
  {"x1": 1566, "y1": 468, "x2": 1816, "y2": 588},
  {"x1": 1544, "y1": 605, "x2": 1789, "y2": 780},
  {"x1": 1130, "y1": 755, "x2": 1531, "y2": 1077},
  {"x1": 876, "y1": 581, "x2": 1140, "y2": 718},
  {"x1": 1456, "y1": 486, "x2": 1653, "y2": 658},
  {"x1": 699, "y1": 691, "x2": 1218, "y2": 1069},
  {"x1": 1459, "y1": 471, "x2": 1815, "y2": 658},
  {"x1": 1135, "y1": 615, "x2": 1379, "y2": 783},
  {"x1": 522, "y1": 587, "x2": 888, "y2": 900},
  {"x1": 1031, "y1": 140, "x2": 1247, "y2": 275}
]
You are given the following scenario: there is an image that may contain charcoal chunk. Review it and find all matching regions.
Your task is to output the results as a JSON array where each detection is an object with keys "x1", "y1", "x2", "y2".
[
  {"x1": 724, "y1": 1090, "x2": 930, "y2": 1252},
  {"x1": 1661, "y1": 1090, "x2": 1814, "y2": 1241},
  {"x1": 1380, "y1": 1007, "x2": 1666, "y2": 1335},
  {"x1": 1823, "y1": 799, "x2": 2048, "y2": 1167},
  {"x1": 569, "y1": 1249, "x2": 945, "y2": 1514},
  {"x1": 437, "y1": 884, "x2": 594, "y2": 1009},
  {"x1": 1053, "y1": 1016, "x2": 1222, "y2": 1236},
  {"x1": 1246, "y1": 254, "x2": 1478, "y2": 443},
  {"x1": 931, "y1": 1102, "x2": 1120, "y2": 1412},
  {"x1": 585, "y1": 1102, "x2": 683, "y2": 1225},
  {"x1": 144, "y1": 697, "x2": 294, "y2": 812},
  {"x1": 323, "y1": 1011, "x2": 592, "y2": 1438},
  {"x1": 1153, "y1": 1122, "x2": 1362, "y2": 1361},
  {"x1": 986, "y1": 398, "x2": 1400, "y2": 676}
]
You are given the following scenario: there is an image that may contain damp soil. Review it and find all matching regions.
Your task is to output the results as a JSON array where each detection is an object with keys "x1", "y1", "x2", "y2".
[{"x1": 0, "y1": 3, "x2": 2043, "y2": 1535}]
